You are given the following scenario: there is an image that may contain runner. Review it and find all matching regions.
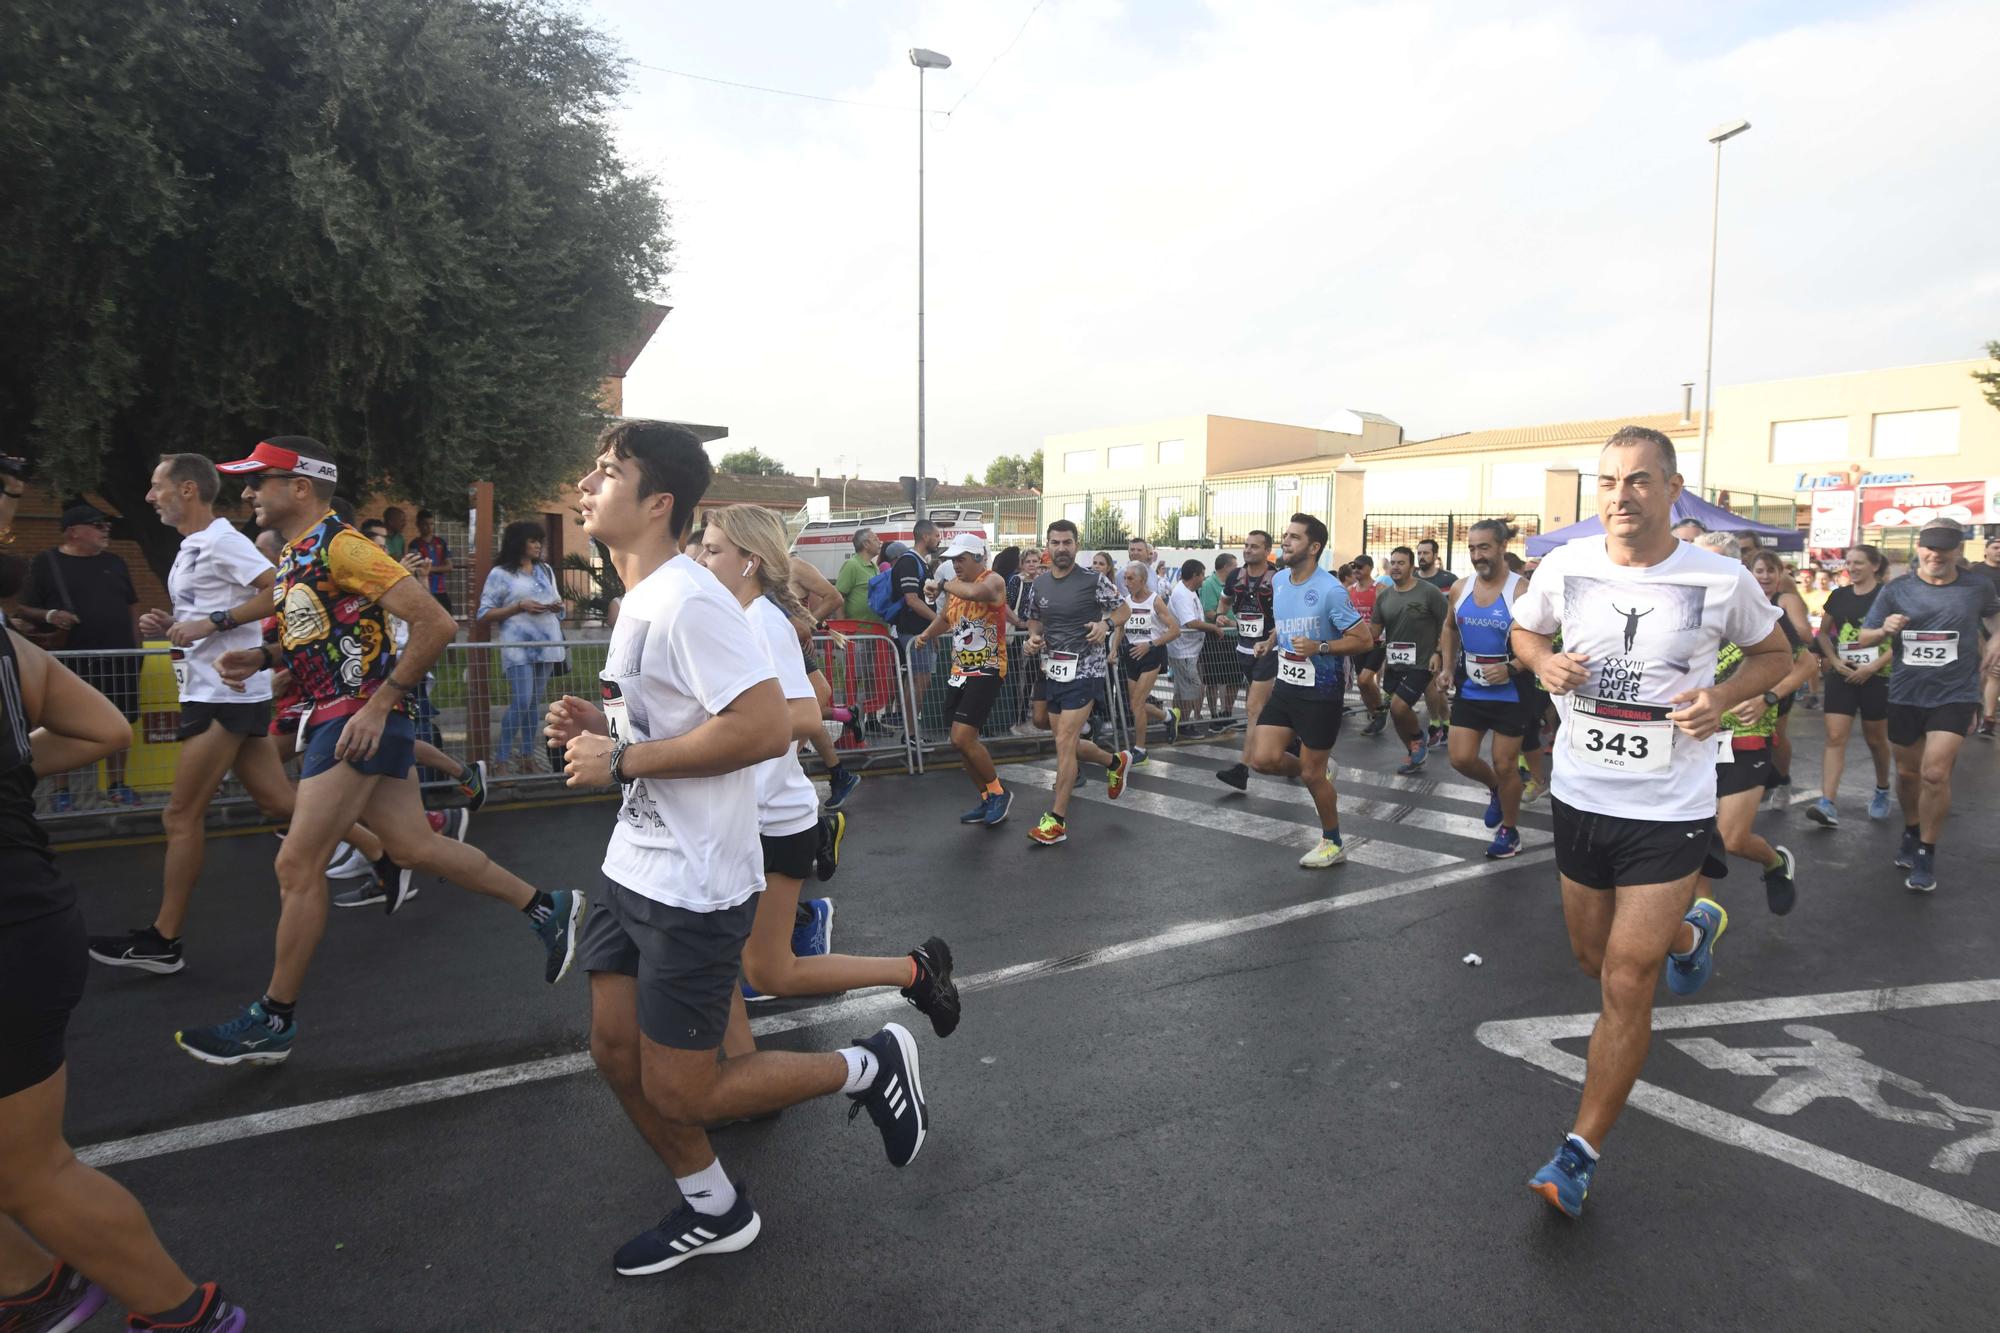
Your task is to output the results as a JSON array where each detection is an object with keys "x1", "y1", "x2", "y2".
[
  {"x1": 1509, "y1": 424, "x2": 1788, "y2": 1219},
  {"x1": 1166, "y1": 559, "x2": 1214, "y2": 735},
  {"x1": 1670, "y1": 518, "x2": 1708, "y2": 542},
  {"x1": 1853, "y1": 517, "x2": 2000, "y2": 892},
  {"x1": 1214, "y1": 531, "x2": 1277, "y2": 789},
  {"x1": 1692, "y1": 531, "x2": 1809, "y2": 914},
  {"x1": 1808, "y1": 544, "x2": 1894, "y2": 827},
  {"x1": 909, "y1": 531, "x2": 1013, "y2": 826},
  {"x1": 1372, "y1": 547, "x2": 1449, "y2": 776},
  {"x1": 1244, "y1": 514, "x2": 1371, "y2": 868},
  {"x1": 1749, "y1": 549, "x2": 1814, "y2": 805},
  {"x1": 1347, "y1": 555, "x2": 1389, "y2": 735},
  {"x1": 1022, "y1": 519, "x2": 1131, "y2": 845},
  {"x1": 786, "y1": 554, "x2": 860, "y2": 809},
  {"x1": 888, "y1": 520, "x2": 940, "y2": 740},
  {"x1": 1977, "y1": 534, "x2": 2000, "y2": 738},
  {"x1": 1513, "y1": 559, "x2": 1554, "y2": 804},
  {"x1": 1416, "y1": 539, "x2": 1456, "y2": 745},
  {"x1": 549, "y1": 421, "x2": 929, "y2": 1275},
  {"x1": 691, "y1": 505, "x2": 959, "y2": 1034},
  {"x1": 1116, "y1": 559, "x2": 1182, "y2": 764},
  {"x1": 173, "y1": 438, "x2": 582, "y2": 1066},
  {"x1": 1441, "y1": 519, "x2": 1528, "y2": 860}
]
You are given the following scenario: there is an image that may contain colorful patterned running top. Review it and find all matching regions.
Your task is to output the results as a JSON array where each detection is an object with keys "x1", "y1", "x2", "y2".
[{"x1": 274, "y1": 510, "x2": 414, "y2": 722}]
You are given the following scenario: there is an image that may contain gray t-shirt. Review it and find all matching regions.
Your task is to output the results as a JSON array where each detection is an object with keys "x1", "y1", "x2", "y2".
[
  {"x1": 1862, "y1": 571, "x2": 2000, "y2": 707},
  {"x1": 1027, "y1": 566, "x2": 1123, "y2": 679}
]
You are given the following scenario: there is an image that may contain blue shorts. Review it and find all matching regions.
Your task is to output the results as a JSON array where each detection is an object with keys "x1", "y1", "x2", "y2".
[
  {"x1": 899, "y1": 635, "x2": 937, "y2": 677},
  {"x1": 300, "y1": 710, "x2": 417, "y2": 781},
  {"x1": 1044, "y1": 677, "x2": 1100, "y2": 714}
]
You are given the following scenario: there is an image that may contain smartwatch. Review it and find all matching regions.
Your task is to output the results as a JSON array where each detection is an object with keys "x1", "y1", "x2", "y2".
[
  {"x1": 1762, "y1": 690, "x2": 1780, "y2": 707},
  {"x1": 210, "y1": 610, "x2": 237, "y2": 631}
]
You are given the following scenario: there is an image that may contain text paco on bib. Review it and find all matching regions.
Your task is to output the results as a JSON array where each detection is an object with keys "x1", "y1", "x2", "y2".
[{"x1": 1567, "y1": 693, "x2": 1674, "y2": 774}]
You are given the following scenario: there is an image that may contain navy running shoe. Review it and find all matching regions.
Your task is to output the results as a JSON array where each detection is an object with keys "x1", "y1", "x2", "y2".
[
  {"x1": 983, "y1": 788, "x2": 1013, "y2": 826},
  {"x1": 1894, "y1": 827, "x2": 1920, "y2": 870},
  {"x1": 1216, "y1": 763, "x2": 1249, "y2": 792},
  {"x1": 0, "y1": 1261, "x2": 105, "y2": 1332},
  {"x1": 847, "y1": 1022, "x2": 930, "y2": 1166},
  {"x1": 124, "y1": 1282, "x2": 247, "y2": 1331},
  {"x1": 1483, "y1": 788, "x2": 1502, "y2": 829},
  {"x1": 901, "y1": 937, "x2": 959, "y2": 1038},
  {"x1": 1665, "y1": 897, "x2": 1728, "y2": 997},
  {"x1": 1527, "y1": 1136, "x2": 1596, "y2": 1219},
  {"x1": 959, "y1": 798, "x2": 989, "y2": 824},
  {"x1": 1764, "y1": 845, "x2": 1797, "y2": 915},
  {"x1": 88, "y1": 926, "x2": 184, "y2": 975},
  {"x1": 824, "y1": 764, "x2": 861, "y2": 811},
  {"x1": 1484, "y1": 826, "x2": 1521, "y2": 860},
  {"x1": 376, "y1": 853, "x2": 416, "y2": 915},
  {"x1": 793, "y1": 898, "x2": 834, "y2": 957},
  {"x1": 613, "y1": 1182, "x2": 762, "y2": 1277},
  {"x1": 1906, "y1": 846, "x2": 1937, "y2": 893},
  {"x1": 175, "y1": 1001, "x2": 294, "y2": 1067},
  {"x1": 535, "y1": 889, "x2": 585, "y2": 984}
]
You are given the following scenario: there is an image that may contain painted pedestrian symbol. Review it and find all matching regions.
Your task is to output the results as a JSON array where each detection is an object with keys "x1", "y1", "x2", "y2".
[{"x1": 1672, "y1": 1024, "x2": 2000, "y2": 1176}]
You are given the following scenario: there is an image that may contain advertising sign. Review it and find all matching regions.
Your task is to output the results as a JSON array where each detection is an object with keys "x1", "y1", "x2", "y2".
[
  {"x1": 1808, "y1": 489, "x2": 1857, "y2": 550},
  {"x1": 1857, "y1": 480, "x2": 1996, "y2": 528}
]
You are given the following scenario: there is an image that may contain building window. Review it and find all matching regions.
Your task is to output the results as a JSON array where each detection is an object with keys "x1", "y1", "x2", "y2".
[
  {"x1": 1157, "y1": 438, "x2": 1186, "y2": 465},
  {"x1": 1769, "y1": 418, "x2": 1847, "y2": 465},
  {"x1": 1106, "y1": 444, "x2": 1144, "y2": 470},
  {"x1": 1871, "y1": 408, "x2": 1959, "y2": 460},
  {"x1": 1064, "y1": 449, "x2": 1098, "y2": 474}
]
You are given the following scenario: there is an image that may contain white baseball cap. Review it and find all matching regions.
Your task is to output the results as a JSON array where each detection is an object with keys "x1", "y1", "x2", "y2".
[{"x1": 940, "y1": 532, "x2": 987, "y2": 560}]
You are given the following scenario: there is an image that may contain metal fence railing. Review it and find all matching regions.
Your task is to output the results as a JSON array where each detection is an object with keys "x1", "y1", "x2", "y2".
[{"x1": 1040, "y1": 480, "x2": 1338, "y2": 554}]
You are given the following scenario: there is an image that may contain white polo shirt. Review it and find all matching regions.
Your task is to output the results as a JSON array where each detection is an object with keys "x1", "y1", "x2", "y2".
[
  {"x1": 168, "y1": 518, "x2": 274, "y2": 703},
  {"x1": 600, "y1": 555, "x2": 775, "y2": 913}
]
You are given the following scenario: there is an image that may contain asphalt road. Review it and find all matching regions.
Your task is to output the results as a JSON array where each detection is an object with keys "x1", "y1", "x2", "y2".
[{"x1": 49, "y1": 716, "x2": 2000, "y2": 1331}]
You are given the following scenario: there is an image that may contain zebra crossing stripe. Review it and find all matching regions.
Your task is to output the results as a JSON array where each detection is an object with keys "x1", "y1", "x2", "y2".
[
  {"x1": 1171, "y1": 743, "x2": 1501, "y2": 810},
  {"x1": 1008, "y1": 765, "x2": 1461, "y2": 872}
]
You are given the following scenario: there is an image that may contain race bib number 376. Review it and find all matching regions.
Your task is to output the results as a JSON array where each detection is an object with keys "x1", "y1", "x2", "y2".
[{"x1": 1566, "y1": 694, "x2": 1673, "y2": 774}]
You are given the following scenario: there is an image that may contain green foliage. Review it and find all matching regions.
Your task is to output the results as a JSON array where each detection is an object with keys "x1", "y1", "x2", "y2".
[
  {"x1": 984, "y1": 449, "x2": 1043, "y2": 490},
  {"x1": 716, "y1": 448, "x2": 788, "y2": 476},
  {"x1": 0, "y1": 0, "x2": 671, "y2": 577},
  {"x1": 1081, "y1": 498, "x2": 1129, "y2": 548},
  {"x1": 1976, "y1": 341, "x2": 2000, "y2": 414},
  {"x1": 560, "y1": 545, "x2": 624, "y2": 622}
]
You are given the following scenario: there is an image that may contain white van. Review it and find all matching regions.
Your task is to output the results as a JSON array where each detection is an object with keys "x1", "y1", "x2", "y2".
[{"x1": 788, "y1": 507, "x2": 994, "y2": 580}]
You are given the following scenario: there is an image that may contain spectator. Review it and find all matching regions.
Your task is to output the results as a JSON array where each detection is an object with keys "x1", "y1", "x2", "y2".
[
  {"x1": 381, "y1": 505, "x2": 409, "y2": 559},
  {"x1": 477, "y1": 520, "x2": 566, "y2": 774},
  {"x1": 16, "y1": 504, "x2": 143, "y2": 808},
  {"x1": 1008, "y1": 546, "x2": 1043, "y2": 619},
  {"x1": 835, "y1": 526, "x2": 884, "y2": 624},
  {"x1": 411, "y1": 508, "x2": 453, "y2": 611},
  {"x1": 1199, "y1": 552, "x2": 1237, "y2": 719},
  {"x1": 1091, "y1": 551, "x2": 1117, "y2": 581}
]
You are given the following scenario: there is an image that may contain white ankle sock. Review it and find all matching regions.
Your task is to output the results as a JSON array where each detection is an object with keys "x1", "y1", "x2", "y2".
[
  {"x1": 675, "y1": 1158, "x2": 737, "y2": 1217},
  {"x1": 1566, "y1": 1133, "x2": 1599, "y2": 1161},
  {"x1": 839, "y1": 1045, "x2": 878, "y2": 1095}
]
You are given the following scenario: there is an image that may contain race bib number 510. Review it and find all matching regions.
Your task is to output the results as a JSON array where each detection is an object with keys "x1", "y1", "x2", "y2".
[{"x1": 1567, "y1": 694, "x2": 1673, "y2": 774}]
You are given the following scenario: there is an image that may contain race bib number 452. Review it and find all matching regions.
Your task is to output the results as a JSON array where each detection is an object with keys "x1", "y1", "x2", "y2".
[
  {"x1": 1566, "y1": 694, "x2": 1673, "y2": 774},
  {"x1": 1901, "y1": 631, "x2": 1958, "y2": 667}
]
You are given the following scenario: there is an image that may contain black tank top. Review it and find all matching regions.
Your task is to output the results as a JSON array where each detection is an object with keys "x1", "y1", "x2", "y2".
[{"x1": 0, "y1": 630, "x2": 70, "y2": 925}]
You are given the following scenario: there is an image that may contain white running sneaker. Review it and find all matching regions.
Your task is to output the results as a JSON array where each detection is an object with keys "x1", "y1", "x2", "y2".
[
  {"x1": 326, "y1": 841, "x2": 373, "y2": 879},
  {"x1": 1298, "y1": 838, "x2": 1346, "y2": 868}
]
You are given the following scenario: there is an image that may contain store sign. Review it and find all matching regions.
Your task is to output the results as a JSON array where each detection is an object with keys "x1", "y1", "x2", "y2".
[
  {"x1": 1795, "y1": 469, "x2": 1914, "y2": 491},
  {"x1": 1857, "y1": 479, "x2": 1997, "y2": 528},
  {"x1": 1808, "y1": 489, "x2": 1857, "y2": 550}
]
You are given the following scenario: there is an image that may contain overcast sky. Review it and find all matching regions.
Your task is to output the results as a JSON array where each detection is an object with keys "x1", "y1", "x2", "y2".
[{"x1": 587, "y1": 0, "x2": 1998, "y2": 483}]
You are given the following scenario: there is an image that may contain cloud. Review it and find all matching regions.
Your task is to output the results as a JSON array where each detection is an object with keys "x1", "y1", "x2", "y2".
[{"x1": 602, "y1": 0, "x2": 1999, "y2": 480}]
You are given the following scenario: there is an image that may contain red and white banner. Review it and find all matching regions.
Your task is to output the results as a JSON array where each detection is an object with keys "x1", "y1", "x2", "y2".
[
  {"x1": 1857, "y1": 479, "x2": 1997, "y2": 528},
  {"x1": 1808, "y1": 489, "x2": 1857, "y2": 550}
]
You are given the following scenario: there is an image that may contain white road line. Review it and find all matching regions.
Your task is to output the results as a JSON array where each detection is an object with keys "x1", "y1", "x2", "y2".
[
  {"x1": 1007, "y1": 764, "x2": 1461, "y2": 871},
  {"x1": 1174, "y1": 743, "x2": 1496, "y2": 805},
  {"x1": 78, "y1": 850, "x2": 1549, "y2": 1170},
  {"x1": 1476, "y1": 980, "x2": 2000, "y2": 1250},
  {"x1": 1134, "y1": 754, "x2": 1550, "y2": 848}
]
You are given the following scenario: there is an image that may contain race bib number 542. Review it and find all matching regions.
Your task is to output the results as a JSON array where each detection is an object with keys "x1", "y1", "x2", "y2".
[{"x1": 1566, "y1": 694, "x2": 1673, "y2": 774}]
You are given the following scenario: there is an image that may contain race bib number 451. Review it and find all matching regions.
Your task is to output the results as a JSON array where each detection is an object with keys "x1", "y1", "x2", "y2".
[
  {"x1": 1901, "y1": 631, "x2": 1958, "y2": 667},
  {"x1": 1044, "y1": 651, "x2": 1079, "y2": 683},
  {"x1": 1567, "y1": 694, "x2": 1673, "y2": 774}
]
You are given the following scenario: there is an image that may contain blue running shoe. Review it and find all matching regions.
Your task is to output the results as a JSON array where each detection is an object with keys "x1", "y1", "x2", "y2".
[
  {"x1": 175, "y1": 1001, "x2": 294, "y2": 1067},
  {"x1": 824, "y1": 765, "x2": 860, "y2": 811},
  {"x1": 1396, "y1": 739, "x2": 1428, "y2": 776},
  {"x1": 1483, "y1": 788, "x2": 1502, "y2": 828},
  {"x1": 793, "y1": 898, "x2": 834, "y2": 957},
  {"x1": 51, "y1": 790, "x2": 73, "y2": 814},
  {"x1": 741, "y1": 978, "x2": 773, "y2": 1003},
  {"x1": 1805, "y1": 797, "x2": 1838, "y2": 828},
  {"x1": 846, "y1": 1022, "x2": 929, "y2": 1166},
  {"x1": 613, "y1": 1180, "x2": 762, "y2": 1277},
  {"x1": 1527, "y1": 1136, "x2": 1596, "y2": 1218},
  {"x1": 984, "y1": 788, "x2": 1013, "y2": 826},
  {"x1": 1894, "y1": 826, "x2": 1919, "y2": 870},
  {"x1": 1906, "y1": 846, "x2": 1937, "y2": 893},
  {"x1": 1665, "y1": 897, "x2": 1728, "y2": 997},
  {"x1": 1868, "y1": 787, "x2": 1892, "y2": 821},
  {"x1": 0, "y1": 1261, "x2": 105, "y2": 1332},
  {"x1": 534, "y1": 889, "x2": 585, "y2": 984},
  {"x1": 1485, "y1": 826, "x2": 1521, "y2": 860},
  {"x1": 960, "y1": 798, "x2": 990, "y2": 824}
]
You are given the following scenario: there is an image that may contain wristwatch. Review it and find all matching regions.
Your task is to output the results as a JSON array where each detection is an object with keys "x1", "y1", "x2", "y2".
[
  {"x1": 609, "y1": 737, "x2": 631, "y2": 785},
  {"x1": 1762, "y1": 690, "x2": 1780, "y2": 706},
  {"x1": 210, "y1": 610, "x2": 236, "y2": 631}
]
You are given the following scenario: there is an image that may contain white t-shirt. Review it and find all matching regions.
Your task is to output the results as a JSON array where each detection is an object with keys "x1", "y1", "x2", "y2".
[
  {"x1": 1512, "y1": 535, "x2": 1779, "y2": 822},
  {"x1": 599, "y1": 555, "x2": 776, "y2": 912},
  {"x1": 1166, "y1": 583, "x2": 1204, "y2": 659},
  {"x1": 748, "y1": 596, "x2": 821, "y2": 839},
  {"x1": 168, "y1": 517, "x2": 273, "y2": 703}
]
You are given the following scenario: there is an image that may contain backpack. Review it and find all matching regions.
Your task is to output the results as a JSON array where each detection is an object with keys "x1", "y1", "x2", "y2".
[{"x1": 866, "y1": 562, "x2": 904, "y2": 620}]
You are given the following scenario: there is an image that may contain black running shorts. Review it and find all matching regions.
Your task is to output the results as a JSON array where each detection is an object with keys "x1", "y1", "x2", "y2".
[
  {"x1": 1383, "y1": 666, "x2": 1433, "y2": 707},
  {"x1": 1257, "y1": 685, "x2": 1343, "y2": 751},
  {"x1": 760, "y1": 826, "x2": 818, "y2": 881},
  {"x1": 943, "y1": 673, "x2": 1001, "y2": 729},
  {"x1": 1822, "y1": 672, "x2": 1887, "y2": 721},
  {"x1": 1551, "y1": 795, "x2": 1716, "y2": 891},
  {"x1": 1449, "y1": 696, "x2": 1526, "y2": 739},
  {"x1": 577, "y1": 878, "x2": 756, "y2": 1050},
  {"x1": 1887, "y1": 701, "x2": 1977, "y2": 748},
  {"x1": 1358, "y1": 645, "x2": 1387, "y2": 675},
  {"x1": 1715, "y1": 747, "x2": 1772, "y2": 799},
  {"x1": 1237, "y1": 649, "x2": 1278, "y2": 684},
  {"x1": 0, "y1": 904, "x2": 87, "y2": 1099},
  {"x1": 1125, "y1": 644, "x2": 1168, "y2": 677},
  {"x1": 176, "y1": 699, "x2": 276, "y2": 743}
]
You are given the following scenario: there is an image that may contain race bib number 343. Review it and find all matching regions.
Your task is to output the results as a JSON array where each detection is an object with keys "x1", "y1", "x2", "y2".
[{"x1": 1566, "y1": 694, "x2": 1673, "y2": 774}]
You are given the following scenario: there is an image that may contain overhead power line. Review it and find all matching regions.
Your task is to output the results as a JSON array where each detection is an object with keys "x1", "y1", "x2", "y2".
[{"x1": 946, "y1": 0, "x2": 1046, "y2": 116}]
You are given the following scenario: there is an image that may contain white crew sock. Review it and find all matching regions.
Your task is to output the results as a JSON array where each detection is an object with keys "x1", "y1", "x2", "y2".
[
  {"x1": 1671, "y1": 919, "x2": 1707, "y2": 961},
  {"x1": 675, "y1": 1158, "x2": 737, "y2": 1217},
  {"x1": 1566, "y1": 1133, "x2": 1600, "y2": 1161},
  {"x1": 839, "y1": 1045, "x2": 878, "y2": 1095}
]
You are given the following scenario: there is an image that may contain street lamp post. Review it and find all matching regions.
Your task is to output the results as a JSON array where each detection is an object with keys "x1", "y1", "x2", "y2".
[
  {"x1": 1695, "y1": 118, "x2": 1751, "y2": 496},
  {"x1": 909, "y1": 47, "x2": 952, "y2": 522}
]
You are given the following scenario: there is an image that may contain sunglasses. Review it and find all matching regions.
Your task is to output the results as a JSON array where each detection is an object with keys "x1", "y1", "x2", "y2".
[{"x1": 244, "y1": 472, "x2": 300, "y2": 490}]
